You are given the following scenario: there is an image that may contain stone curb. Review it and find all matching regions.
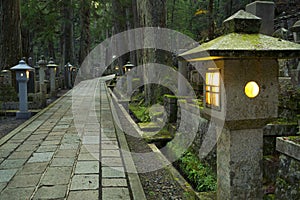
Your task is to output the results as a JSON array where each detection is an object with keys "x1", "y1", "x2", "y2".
[
  {"x1": 0, "y1": 91, "x2": 72, "y2": 146},
  {"x1": 108, "y1": 87, "x2": 147, "y2": 200}
]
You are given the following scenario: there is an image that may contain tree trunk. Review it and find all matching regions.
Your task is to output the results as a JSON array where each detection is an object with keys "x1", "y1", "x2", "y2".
[
  {"x1": 170, "y1": 0, "x2": 176, "y2": 28},
  {"x1": 0, "y1": 0, "x2": 22, "y2": 70},
  {"x1": 208, "y1": 0, "x2": 214, "y2": 40},
  {"x1": 78, "y1": 0, "x2": 91, "y2": 66},
  {"x1": 137, "y1": 0, "x2": 167, "y2": 105},
  {"x1": 112, "y1": 0, "x2": 127, "y2": 73},
  {"x1": 62, "y1": 0, "x2": 75, "y2": 66}
]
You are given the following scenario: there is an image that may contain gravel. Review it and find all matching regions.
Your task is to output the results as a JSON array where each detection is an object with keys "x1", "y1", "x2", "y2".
[{"x1": 0, "y1": 116, "x2": 26, "y2": 139}]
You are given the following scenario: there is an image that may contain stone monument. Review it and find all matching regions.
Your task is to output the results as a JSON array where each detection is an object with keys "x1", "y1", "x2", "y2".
[{"x1": 180, "y1": 10, "x2": 300, "y2": 199}]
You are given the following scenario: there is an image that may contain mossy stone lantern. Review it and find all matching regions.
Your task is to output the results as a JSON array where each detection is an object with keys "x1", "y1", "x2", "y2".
[
  {"x1": 10, "y1": 60, "x2": 34, "y2": 119},
  {"x1": 180, "y1": 10, "x2": 300, "y2": 199},
  {"x1": 47, "y1": 58, "x2": 58, "y2": 97}
]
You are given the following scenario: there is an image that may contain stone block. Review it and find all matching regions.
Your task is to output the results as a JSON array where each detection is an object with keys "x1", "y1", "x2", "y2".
[
  {"x1": 70, "y1": 175, "x2": 99, "y2": 190},
  {"x1": 67, "y1": 190, "x2": 98, "y2": 200},
  {"x1": 0, "y1": 187, "x2": 35, "y2": 200},
  {"x1": 50, "y1": 157, "x2": 75, "y2": 167},
  {"x1": 36, "y1": 145, "x2": 58, "y2": 153},
  {"x1": 0, "y1": 169, "x2": 18, "y2": 182},
  {"x1": 8, "y1": 174, "x2": 41, "y2": 188},
  {"x1": 101, "y1": 157, "x2": 123, "y2": 167},
  {"x1": 9, "y1": 151, "x2": 33, "y2": 159},
  {"x1": 78, "y1": 153, "x2": 98, "y2": 161},
  {"x1": 54, "y1": 149, "x2": 77, "y2": 158},
  {"x1": 102, "y1": 178, "x2": 128, "y2": 187},
  {"x1": 0, "y1": 159, "x2": 27, "y2": 169},
  {"x1": 75, "y1": 161, "x2": 99, "y2": 174},
  {"x1": 246, "y1": 1, "x2": 275, "y2": 35},
  {"x1": 41, "y1": 167, "x2": 72, "y2": 185},
  {"x1": 102, "y1": 150, "x2": 120, "y2": 157},
  {"x1": 102, "y1": 167, "x2": 126, "y2": 178},
  {"x1": 102, "y1": 188, "x2": 130, "y2": 200},
  {"x1": 34, "y1": 185, "x2": 68, "y2": 199},
  {"x1": 18, "y1": 162, "x2": 48, "y2": 175},
  {"x1": 28, "y1": 152, "x2": 54, "y2": 163}
]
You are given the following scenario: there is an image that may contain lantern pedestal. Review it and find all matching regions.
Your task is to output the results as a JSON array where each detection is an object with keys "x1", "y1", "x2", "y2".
[
  {"x1": 217, "y1": 128, "x2": 263, "y2": 199},
  {"x1": 16, "y1": 111, "x2": 32, "y2": 119},
  {"x1": 49, "y1": 68, "x2": 56, "y2": 97},
  {"x1": 16, "y1": 78, "x2": 31, "y2": 119},
  {"x1": 127, "y1": 73, "x2": 132, "y2": 95}
]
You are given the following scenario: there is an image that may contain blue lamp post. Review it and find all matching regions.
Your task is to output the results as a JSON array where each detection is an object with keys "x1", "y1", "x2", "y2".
[{"x1": 10, "y1": 60, "x2": 34, "y2": 119}]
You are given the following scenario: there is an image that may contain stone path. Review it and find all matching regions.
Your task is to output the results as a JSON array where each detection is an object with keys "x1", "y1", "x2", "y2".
[{"x1": 0, "y1": 76, "x2": 145, "y2": 200}]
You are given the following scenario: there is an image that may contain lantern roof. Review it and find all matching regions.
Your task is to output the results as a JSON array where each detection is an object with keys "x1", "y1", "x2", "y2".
[
  {"x1": 290, "y1": 20, "x2": 300, "y2": 32},
  {"x1": 47, "y1": 58, "x2": 58, "y2": 68},
  {"x1": 179, "y1": 10, "x2": 300, "y2": 61},
  {"x1": 223, "y1": 10, "x2": 261, "y2": 34},
  {"x1": 124, "y1": 61, "x2": 134, "y2": 68},
  {"x1": 10, "y1": 60, "x2": 34, "y2": 71},
  {"x1": 180, "y1": 33, "x2": 300, "y2": 60}
]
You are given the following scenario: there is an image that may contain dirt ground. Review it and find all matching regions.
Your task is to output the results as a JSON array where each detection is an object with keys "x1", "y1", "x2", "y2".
[{"x1": 0, "y1": 117, "x2": 26, "y2": 139}]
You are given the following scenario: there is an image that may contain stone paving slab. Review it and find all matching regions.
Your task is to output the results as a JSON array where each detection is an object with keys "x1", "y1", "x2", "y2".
[
  {"x1": 102, "y1": 188, "x2": 130, "y2": 200},
  {"x1": 68, "y1": 190, "x2": 99, "y2": 200},
  {"x1": 0, "y1": 187, "x2": 35, "y2": 200},
  {"x1": 0, "y1": 77, "x2": 145, "y2": 199}
]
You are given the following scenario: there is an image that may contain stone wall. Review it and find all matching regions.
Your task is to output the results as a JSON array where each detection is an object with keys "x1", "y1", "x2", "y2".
[
  {"x1": 275, "y1": 136, "x2": 300, "y2": 199},
  {"x1": 275, "y1": 154, "x2": 300, "y2": 199}
]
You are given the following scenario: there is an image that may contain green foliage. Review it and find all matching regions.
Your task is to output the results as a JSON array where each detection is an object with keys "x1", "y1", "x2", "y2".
[
  {"x1": 178, "y1": 151, "x2": 216, "y2": 192},
  {"x1": 0, "y1": 85, "x2": 18, "y2": 102},
  {"x1": 263, "y1": 194, "x2": 275, "y2": 200},
  {"x1": 129, "y1": 104, "x2": 150, "y2": 123}
]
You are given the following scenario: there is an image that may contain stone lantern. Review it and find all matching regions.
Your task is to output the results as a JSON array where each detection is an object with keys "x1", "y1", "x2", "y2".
[
  {"x1": 65, "y1": 62, "x2": 73, "y2": 89},
  {"x1": 290, "y1": 20, "x2": 300, "y2": 43},
  {"x1": 47, "y1": 58, "x2": 58, "y2": 97},
  {"x1": 123, "y1": 61, "x2": 134, "y2": 72},
  {"x1": 10, "y1": 60, "x2": 34, "y2": 119},
  {"x1": 124, "y1": 61, "x2": 135, "y2": 95},
  {"x1": 180, "y1": 10, "x2": 300, "y2": 199},
  {"x1": 37, "y1": 56, "x2": 47, "y2": 94}
]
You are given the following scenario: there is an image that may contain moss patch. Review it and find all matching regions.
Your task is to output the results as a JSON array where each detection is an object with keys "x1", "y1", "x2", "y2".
[
  {"x1": 129, "y1": 104, "x2": 150, "y2": 123},
  {"x1": 178, "y1": 151, "x2": 217, "y2": 192}
]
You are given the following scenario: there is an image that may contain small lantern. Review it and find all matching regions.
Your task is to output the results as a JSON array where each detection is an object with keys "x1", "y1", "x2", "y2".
[
  {"x1": 47, "y1": 58, "x2": 58, "y2": 69},
  {"x1": 123, "y1": 62, "x2": 135, "y2": 95},
  {"x1": 47, "y1": 58, "x2": 58, "y2": 96},
  {"x1": 124, "y1": 61, "x2": 134, "y2": 72},
  {"x1": 291, "y1": 20, "x2": 300, "y2": 43},
  {"x1": 10, "y1": 60, "x2": 34, "y2": 119},
  {"x1": 64, "y1": 62, "x2": 73, "y2": 89}
]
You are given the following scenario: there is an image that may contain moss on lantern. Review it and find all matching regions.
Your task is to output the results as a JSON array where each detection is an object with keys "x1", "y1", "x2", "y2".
[{"x1": 181, "y1": 33, "x2": 300, "y2": 59}]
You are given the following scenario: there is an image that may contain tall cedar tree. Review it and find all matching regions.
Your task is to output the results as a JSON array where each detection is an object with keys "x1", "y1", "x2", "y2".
[{"x1": 0, "y1": 0, "x2": 22, "y2": 71}]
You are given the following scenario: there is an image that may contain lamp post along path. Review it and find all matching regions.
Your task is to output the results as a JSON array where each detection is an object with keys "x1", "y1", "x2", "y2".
[
  {"x1": 10, "y1": 60, "x2": 34, "y2": 119},
  {"x1": 180, "y1": 10, "x2": 300, "y2": 199}
]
